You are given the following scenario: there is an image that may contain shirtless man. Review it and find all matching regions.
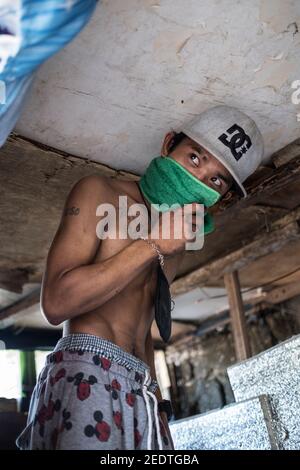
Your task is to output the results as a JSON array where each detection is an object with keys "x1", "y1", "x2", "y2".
[{"x1": 16, "y1": 105, "x2": 263, "y2": 450}]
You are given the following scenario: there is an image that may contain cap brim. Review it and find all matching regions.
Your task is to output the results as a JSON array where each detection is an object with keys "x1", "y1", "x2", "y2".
[{"x1": 181, "y1": 129, "x2": 247, "y2": 198}]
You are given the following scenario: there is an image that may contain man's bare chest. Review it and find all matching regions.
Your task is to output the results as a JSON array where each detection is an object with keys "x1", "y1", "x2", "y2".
[{"x1": 93, "y1": 180, "x2": 184, "y2": 284}]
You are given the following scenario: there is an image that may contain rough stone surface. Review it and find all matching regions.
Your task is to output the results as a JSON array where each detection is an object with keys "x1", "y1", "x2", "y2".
[
  {"x1": 228, "y1": 334, "x2": 300, "y2": 450},
  {"x1": 170, "y1": 395, "x2": 279, "y2": 450}
]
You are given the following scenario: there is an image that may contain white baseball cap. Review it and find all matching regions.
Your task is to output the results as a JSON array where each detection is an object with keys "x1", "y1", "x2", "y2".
[{"x1": 180, "y1": 105, "x2": 264, "y2": 197}]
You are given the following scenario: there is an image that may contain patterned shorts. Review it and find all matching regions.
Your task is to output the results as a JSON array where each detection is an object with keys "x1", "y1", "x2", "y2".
[{"x1": 16, "y1": 334, "x2": 174, "y2": 450}]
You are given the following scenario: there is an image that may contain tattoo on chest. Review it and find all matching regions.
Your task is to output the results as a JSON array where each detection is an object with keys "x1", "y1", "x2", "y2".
[{"x1": 64, "y1": 206, "x2": 80, "y2": 216}]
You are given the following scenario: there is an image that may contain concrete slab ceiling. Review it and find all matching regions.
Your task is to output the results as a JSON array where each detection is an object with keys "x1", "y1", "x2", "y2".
[{"x1": 16, "y1": 0, "x2": 300, "y2": 174}]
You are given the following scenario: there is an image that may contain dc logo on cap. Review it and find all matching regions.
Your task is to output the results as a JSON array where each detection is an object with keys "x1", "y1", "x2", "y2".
[{"x1": 218, "y1": 124, "x2": 252, "y2": 161}]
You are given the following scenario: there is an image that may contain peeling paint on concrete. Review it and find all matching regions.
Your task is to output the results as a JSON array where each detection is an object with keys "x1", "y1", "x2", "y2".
[
  {"x1": 259, "y1": 0, "x2": 299, "y2": 35},
  {"x1": 15, "y1": 0, "x2": 300, "y2": 173}
]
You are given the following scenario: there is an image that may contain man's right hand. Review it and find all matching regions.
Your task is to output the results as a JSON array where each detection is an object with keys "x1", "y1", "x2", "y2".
[{"x1": 149, "y1": 202, "x2": 204, "y2": 256}]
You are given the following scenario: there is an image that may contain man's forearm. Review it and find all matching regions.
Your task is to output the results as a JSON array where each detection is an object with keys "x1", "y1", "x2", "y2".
[{"x1": 42, "y1": 239, "x2": 157, "y2": 324}]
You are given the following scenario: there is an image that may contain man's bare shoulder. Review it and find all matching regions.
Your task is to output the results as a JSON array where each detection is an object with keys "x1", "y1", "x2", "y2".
[
  {"x1": 73, "y1": 173, "x2": 113, "y2": 190},
  {"x1": 68, "y1": 174, "x2": 116, "y2": 202},
  {"x1": 77, "y1": 173, "x2": 132, "y2": 193},
  {"x1": 66, "y1": 175, "x2": 139, "y2": 219}
]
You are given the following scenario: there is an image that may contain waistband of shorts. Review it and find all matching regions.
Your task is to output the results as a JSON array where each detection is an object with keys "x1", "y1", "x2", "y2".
[{"x1": 52, "y1": 333, "x2": 156, "y2": 382}]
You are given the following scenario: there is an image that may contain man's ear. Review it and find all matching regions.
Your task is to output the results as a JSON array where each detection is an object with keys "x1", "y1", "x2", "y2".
[
  {"x1": 161, "y1": 131, "x2": 176, "y2": 157},
  {"x1": 222, "y1": 190, "x2": 234, "y2": 202}
]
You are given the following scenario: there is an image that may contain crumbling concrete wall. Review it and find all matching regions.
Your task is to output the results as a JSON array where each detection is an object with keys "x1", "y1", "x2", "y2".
[{"x1": 16, "y1": 1, "x2": 300, "y2": 170}]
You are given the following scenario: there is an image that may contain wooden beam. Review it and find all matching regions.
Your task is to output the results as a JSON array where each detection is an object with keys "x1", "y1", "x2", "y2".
[
  {"x1": 0, "y1": 288, "x2": 41, "y2": 321},
  {"x1": 0, "y1": 268, "x2": 32, "y2": 293},
  {"x1": 194, "y1": 280, "x2": 300, "y2": 335},
  {"x1": 171, "y1": 208, "x2": 300, "y2": 296},
  {"x1": 224, "y1": 271, "x2": 251, "y2": 361},
  {"x1": 272, "y1": 138, "x2": 300, "y2": 169},
  {"x1": 244, "y1": 160, "x2": 300, "y2": 202},
  {"x1": 265, "y1": 281, "x2": 300, "y2": 305}
]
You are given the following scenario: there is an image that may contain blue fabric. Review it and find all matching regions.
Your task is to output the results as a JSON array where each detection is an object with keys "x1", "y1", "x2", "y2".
[
  {"x1": 0, "y1": 0, "x2": 98, "y2": 146},
  {"x1": 0, "y1": 73, "x2": 34, "y2": 146}
]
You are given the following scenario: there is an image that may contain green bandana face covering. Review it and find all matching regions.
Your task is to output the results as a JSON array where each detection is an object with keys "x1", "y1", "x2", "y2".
[{"x1": 138, "y1": 156, "x2": 221, "y2": 235}]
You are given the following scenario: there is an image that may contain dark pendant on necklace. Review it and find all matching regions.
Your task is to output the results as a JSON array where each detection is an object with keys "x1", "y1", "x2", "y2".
[{"x1": 155, "y1": 263, "x2": 172, "y2": 343}]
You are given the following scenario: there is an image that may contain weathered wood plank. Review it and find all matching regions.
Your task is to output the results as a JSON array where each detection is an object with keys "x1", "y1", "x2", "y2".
[
  {"x1": 224, "y1": 271, "x2": 251, "y2": 361},
  {"x1": 0, "y1": 288, "x2": 40, "y2": 321},
  {"x1": 171, "y1": 211, "x2": 300, "y2": 296},
  {"x1": 272, "y1": 138, "x2": 300, "y2": 168},
  {"x1": 265, "y1": 281, "x2": 300, "y2": 305}
]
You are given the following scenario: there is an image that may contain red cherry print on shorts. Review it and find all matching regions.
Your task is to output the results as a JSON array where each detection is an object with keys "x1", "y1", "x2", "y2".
[
  {"x1": 100, "y1": 357, "x2": 111, "y2": 371},
  {"x1": 111, "y1": 379, "x2": 121, "y2": 391},
  {"x1": 77, "y1": 381, "x2": 91, "y2": 401},
  {"x1": 125, "y1": 392, "x2": 136, "y2": 407},
  {"x1": 95, "y1": 421, "x2": 111, "y2": 442}
]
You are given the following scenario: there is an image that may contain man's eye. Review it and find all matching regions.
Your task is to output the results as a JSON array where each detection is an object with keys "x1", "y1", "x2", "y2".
[
  {"x1": 190, "y1": 153, "x2": 199, "y2": 165},
  {"x1": 211, "y1": 176, "x2": 222, "y2": 187}
]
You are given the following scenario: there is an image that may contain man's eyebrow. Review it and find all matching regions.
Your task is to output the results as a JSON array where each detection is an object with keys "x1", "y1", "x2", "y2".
[
  {"x1": 190, "y1": 143, "x2": 203, "y2": 153},
  {"x1": 217, "y1": 172, "x2": 232, "y2": 187}
]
